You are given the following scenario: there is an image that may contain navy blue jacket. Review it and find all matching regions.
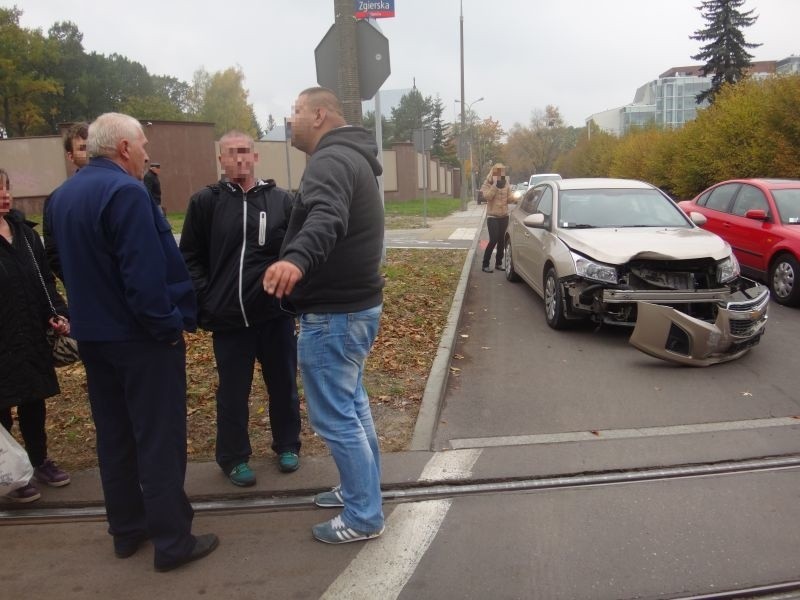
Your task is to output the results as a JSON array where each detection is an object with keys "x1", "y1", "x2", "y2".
[{"x1": 46, "y1": 158, "x2": 196, "y2": 343}]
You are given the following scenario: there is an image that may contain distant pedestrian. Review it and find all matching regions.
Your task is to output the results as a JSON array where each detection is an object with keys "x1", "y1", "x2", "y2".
[
  {"x1": 44, "y1": 121, "x2": 89, "y2": 281},
  {"x1": 180, "y1": 131, "x2": 301, "y2": 487},
  {"x1": 0, "y1": 168, "x2": 72, "y2": 504},
  {"x1": 46, "y1": 112, "x2": 218, "y2": 571},
  {"x1": 144, "y1": 161, "x2": 163, "y2": 213},
  {"x1": 480, "y1": 162, "x2": 515, "y2": 273},
  {"x1": 263, "y1": 87, "x2": 385, "y2": 544}
]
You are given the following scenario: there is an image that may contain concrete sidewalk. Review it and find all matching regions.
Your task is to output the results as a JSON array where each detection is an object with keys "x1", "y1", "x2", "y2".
[{"x1": 417, "y1": 202, "x2": 485, "y2": 241}]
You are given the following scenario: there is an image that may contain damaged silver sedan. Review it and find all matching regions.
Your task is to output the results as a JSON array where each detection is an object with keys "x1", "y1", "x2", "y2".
[{"x1": 503, "y1": 178, "x2": 769, "y2": 366}]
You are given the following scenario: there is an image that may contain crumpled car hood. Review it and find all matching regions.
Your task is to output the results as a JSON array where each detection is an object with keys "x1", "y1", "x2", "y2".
[{"x1": 557, "y1": 227, "x2": 731, "y2": 264}]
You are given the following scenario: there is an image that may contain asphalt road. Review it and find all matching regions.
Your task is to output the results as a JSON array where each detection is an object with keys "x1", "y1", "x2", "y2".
[{"x1": 434, "y1": 256, "x2": 800, "y2": 451}]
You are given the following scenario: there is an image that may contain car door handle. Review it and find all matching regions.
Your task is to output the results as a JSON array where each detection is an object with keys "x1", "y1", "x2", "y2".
[{"x1": 722, "y1": 222, "x2": 731, "y2": 228}]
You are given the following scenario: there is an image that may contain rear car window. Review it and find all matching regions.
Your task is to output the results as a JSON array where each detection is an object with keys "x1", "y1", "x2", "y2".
[{"x1": 705, "y1": 184, "x2": 740, "y2": 212}]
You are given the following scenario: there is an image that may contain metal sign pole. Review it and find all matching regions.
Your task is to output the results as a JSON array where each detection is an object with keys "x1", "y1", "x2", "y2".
[
  {"x1": 422, "y1": 134, "x2": 428, "y2": 228},
  {"x1": 283, "y1": 118, "x2": 293, "y2": 191}
]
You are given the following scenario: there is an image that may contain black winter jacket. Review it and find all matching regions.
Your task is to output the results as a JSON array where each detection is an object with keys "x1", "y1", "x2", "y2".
[
  {"x1": 280, "y1": 126, "x2": 385, "y2": 313},
  {"x1": 180, "y1": 179, "x2": 293, "y2": 331},
  {"x1": 0, "y1": 210, "x2": 67, "y2": 409}
]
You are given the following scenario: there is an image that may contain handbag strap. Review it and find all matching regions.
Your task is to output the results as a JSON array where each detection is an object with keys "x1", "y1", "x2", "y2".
[{"x1": 21, "y1": 229, "x2": 58, "y2": 318}]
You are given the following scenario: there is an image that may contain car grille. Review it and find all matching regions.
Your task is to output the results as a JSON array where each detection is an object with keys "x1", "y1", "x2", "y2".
[
  {"x1": 730, "y1": 319, "x2": 761, "y2": 336},
  {"x1": 727, "y1": 297, "x2": 767, "y2": 312},
  {"x1": 726, "y1": 292, "x2": 769, "y2": 338}
]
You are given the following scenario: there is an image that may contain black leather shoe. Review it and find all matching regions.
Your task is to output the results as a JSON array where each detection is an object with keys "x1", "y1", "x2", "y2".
[
  {"x1": 114, "y1": 533, "x2": 148, "y2": 559},
  {"x1": 154, "y1": 533, "x2": 220, "y2": 572},
  {"x1": 482, "y1": 266, "x2": 493, "y2": 273}
]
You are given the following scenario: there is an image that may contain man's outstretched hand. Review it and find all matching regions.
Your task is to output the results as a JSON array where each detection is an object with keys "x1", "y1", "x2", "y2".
[{"x1": 263, "y1": 260, "x2": 303, "y2": 298}]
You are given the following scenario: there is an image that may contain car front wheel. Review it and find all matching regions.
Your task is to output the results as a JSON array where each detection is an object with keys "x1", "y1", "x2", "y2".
[
  {"x1": 544, "y1": 267, "x2": 568, "y2": 329},
  {"x1": 770, "y1": 253, "x2": 800, "y2": 306},
  {"x1": 504, "y1": 237, "x2": 520, "y2": 282}
]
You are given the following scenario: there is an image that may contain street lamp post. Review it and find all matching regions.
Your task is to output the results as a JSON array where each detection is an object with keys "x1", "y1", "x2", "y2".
[{"x1": 456, "y1": 96, "x2": 484, "y2": 204}]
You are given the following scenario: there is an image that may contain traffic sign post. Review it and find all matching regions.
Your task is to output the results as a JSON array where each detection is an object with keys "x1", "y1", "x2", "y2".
[{"x1": 413, "y1": 128, "x2": 434, "y2": 227}]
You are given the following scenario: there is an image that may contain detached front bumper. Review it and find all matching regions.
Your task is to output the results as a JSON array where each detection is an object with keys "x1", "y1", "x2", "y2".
[{"x1": 628, "y1": 281, "x2": 770, "y2": 366}]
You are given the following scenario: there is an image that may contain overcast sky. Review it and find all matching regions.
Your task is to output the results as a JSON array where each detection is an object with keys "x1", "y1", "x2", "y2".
[{"x1": 14, "y1": 0, "x2": 800, "y2": 131}]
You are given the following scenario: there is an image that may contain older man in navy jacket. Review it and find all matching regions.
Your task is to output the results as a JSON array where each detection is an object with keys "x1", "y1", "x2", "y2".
[{"x1": 47, "y1": 112, "x2": 218, "y2": 572}]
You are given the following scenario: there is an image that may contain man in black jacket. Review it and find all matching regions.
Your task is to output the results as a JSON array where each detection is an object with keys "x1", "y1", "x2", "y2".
[
  {"x1": 263, "y1": 88, "x2": 385, "y2": 544},
  {"x1": 143, "y1": 161, "x2": 162, "y2": 213},
  {"x1": 180, "y1": 131, "x2": 301, "y2": 487},
  {"x1": 44, "y1": 121, "x2": 89, "y2": 281}
]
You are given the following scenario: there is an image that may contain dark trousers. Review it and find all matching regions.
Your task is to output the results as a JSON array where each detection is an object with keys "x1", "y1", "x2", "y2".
[
  {"x1": 212, "y1": 316, "x2": 301, "y2": 473},
  {"x1": 79, "y1": 339, "x2": 195, "y2": 566},
  {"x1": 0, "y1": 400, "x2": 47, "y2": 468},
  {"x1": 483, "y1": 215, "x2": 509, "y2": 268}
]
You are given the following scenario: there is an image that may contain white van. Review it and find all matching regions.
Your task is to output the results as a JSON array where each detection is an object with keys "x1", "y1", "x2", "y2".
[{"x1": 528, "y1": 173, "x2": 562, "y2": 188}]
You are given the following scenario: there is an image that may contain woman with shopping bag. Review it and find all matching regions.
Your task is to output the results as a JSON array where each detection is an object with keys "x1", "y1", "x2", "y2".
[{"x1": 0, "y1": 168, "x2": 71, "y2": 503}]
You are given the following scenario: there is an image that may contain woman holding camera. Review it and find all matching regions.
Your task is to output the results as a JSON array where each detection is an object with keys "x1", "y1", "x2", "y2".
[{"x1": 479, "y1": 163, "x2": 515, "y2": 273}]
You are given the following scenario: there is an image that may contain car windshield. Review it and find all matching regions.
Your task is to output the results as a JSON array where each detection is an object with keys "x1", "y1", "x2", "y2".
[
  {"x1": 558, "y1": 189, "x2": 691, "y2": 229},
  {"x1": 772, "y1": 188, "x2": 800, "y2": 224}
]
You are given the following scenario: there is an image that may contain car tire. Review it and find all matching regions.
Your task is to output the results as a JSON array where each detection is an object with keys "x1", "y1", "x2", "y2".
[
  {"x1": 769, "y1": 253, "x2": 800, "y2": 306},
  {"x1": 504, "y1": 237, "x2": 520, "y2": 282},
  {"x1": 544, "y1": 266, "x2": 568, "y2": 330}
]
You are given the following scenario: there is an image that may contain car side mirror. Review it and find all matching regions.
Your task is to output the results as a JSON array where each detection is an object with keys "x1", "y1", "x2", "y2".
[
  {"x1": 689, "y1": 212, "x2": 707, "y2": 226},
  {"x1": 523, "y1": 213, "x2": 546, "y2": 228},
  {"x1": 744, "y1": 209, "x2": 768, "y2": 221}
]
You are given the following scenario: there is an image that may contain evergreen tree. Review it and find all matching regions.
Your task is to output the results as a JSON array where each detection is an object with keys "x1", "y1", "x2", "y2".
[
  {"x1": 690, "y1": 0, "x2": 761, "y2": 105},
  {"x1": 362, "y1": 110, "x2": 394, "y2": 149},
  {"x1": 390, "y1": 88, "x2": 433, "y2": 145},
  {"x1": 429, "y1": 95, "x2": 446, "y2": 158}
]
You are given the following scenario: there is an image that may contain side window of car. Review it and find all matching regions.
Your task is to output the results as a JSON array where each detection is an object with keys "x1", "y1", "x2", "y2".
[
  {"x1": 696, "y1": 190, "x2": 712, "y2": 207},
  {"x1": 731, "y1": 184, "x2": 769, "y2": 217},
  {"x1": 520, "y1": 187, "x2": 542, "y2": 214},
  {"x1": 537, "y1": 187, "x2": 553, "y2": 217},
  {"x1": 705, "y1": 184, "x2": 740, "y2": 213},
  {"x1": 537, "y1": 187, "x2": 554, "y2": 227}
]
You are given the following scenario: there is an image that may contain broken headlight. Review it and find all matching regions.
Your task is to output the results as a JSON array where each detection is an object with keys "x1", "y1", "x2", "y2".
[
  {"x1": 572, "y1": 253, "x2": 618, "y2": 284},
  {"x1": 716, "y1": 254, "x2": 740, "y2": 284}
]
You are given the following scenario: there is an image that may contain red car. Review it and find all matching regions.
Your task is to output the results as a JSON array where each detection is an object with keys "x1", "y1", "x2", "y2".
[{"x1": 678, "y1": 179, "x2": 800, "y2": 306}]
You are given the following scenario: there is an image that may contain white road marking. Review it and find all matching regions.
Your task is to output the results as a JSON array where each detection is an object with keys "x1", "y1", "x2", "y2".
[
  {"x1": 449, "y1": 416, "x2": 800, "y2": 449},
  {"x1": 418, "y1": 448, "x2": 482, "y2": 481},
  {"x1": 320, "y1": 449, "x2": 483, "y2": 600},
  {"x1": 448, "y1": 227, "x2": 477, "y2": 240}
]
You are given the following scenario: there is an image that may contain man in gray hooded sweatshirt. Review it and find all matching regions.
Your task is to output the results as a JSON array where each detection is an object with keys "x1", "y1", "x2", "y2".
[{"x1": 263, "y1": 87, "x2": 385, "y2": 545}]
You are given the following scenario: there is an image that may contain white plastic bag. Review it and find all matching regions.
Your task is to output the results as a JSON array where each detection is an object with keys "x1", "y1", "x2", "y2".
[{"x1": 0, "y1": 426, "x2": 34, "y2": 493}]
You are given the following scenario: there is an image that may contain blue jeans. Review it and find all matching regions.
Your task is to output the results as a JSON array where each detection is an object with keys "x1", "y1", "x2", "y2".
[{"x1": 298, "y1": 305, "x2": 383, "y2": 532}]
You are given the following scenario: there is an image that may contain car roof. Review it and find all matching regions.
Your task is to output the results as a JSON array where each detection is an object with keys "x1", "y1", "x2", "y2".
[
  {"x1": 723, "y1": 178, "x2": 800, "y2": 189},
  {"x1": 554, "y1": 178, "x2": 657, "y2": 191}
]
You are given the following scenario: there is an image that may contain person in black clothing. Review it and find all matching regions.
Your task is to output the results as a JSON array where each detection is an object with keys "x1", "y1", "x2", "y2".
[
  {"x1": 0, "y1": 168, "x2": 72, "y2": 503},
  {"x1": 180, "y1": 131, "x2": 301, "y2": 487},
  {"x1": 144, "y1": 162, "x2": 162, "y2": 213}
]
